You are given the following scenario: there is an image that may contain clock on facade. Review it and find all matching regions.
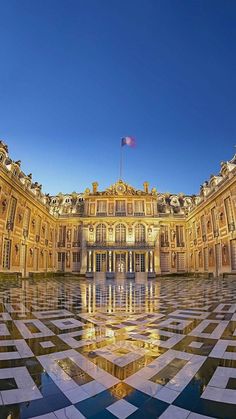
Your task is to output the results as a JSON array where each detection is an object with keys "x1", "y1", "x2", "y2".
[{"x1": 116, "y1": 183, "x2": 126, "y2": 194}]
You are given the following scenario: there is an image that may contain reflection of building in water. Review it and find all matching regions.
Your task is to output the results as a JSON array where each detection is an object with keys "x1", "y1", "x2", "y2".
[
  {"x1": 79, "y1": 282, "x2": 161, "y2": 314},
  {"x1": 1, "y1": 139, "x2": 236, "y2": 278}
]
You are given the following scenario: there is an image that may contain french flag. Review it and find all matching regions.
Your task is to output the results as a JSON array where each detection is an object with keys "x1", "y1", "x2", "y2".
[{"x1": 121, "y1": 136, "x2": 136, "y2": 147}]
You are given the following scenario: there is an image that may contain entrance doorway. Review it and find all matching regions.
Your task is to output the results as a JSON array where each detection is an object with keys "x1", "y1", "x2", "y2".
[
  {"x1": 45, "y1": 250, "x2": 48, "y2": 272},
  {"x1": 215, "y1": 243, "x2": 221, "y2": 277},
  {"x1": 20, "y1": 244, "x2": 27, "y2": 277},
  {"x1": 231, "y1": 239, "x2": 236, "y2": 271},
  {"x1": 34, "y1": 248, "x2": 39, "y2": 271},
  {"x1": 116, "y1": 253, "x2": 126, "y2": 272},
  {"x1": 177, "y1": 252, "x2": 185, "y2": 272},
  {"x1": 96, "y1": 253, "x2": 106, "y2": 272},
  {"x1": 203, "y1": 247, "x2": 208, "y2": 271},
  {"x1": 135, "y1": 253, "x2": 145, "y2": 272},
  {"x1": 58, "y1": 252, "x2": 65, "y2": 271}
]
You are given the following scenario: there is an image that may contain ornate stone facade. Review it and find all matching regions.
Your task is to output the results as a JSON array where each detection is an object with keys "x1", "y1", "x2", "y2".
[
  {"x1": 0, "y1": 141, "x2": 56, "y2": 277},
  {"x1": 186, "y1": 155, "x2": 236, "y2": 277},
  {"x1": 0, "y1": 139, "x2": 235, "y2": 278}
]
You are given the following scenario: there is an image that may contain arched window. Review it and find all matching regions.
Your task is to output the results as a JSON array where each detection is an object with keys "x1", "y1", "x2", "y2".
[
  {"x1": 115, "y1": 223, "x2": 126, "y2": 243},
  {"x1": 135, "y1": 224, "x2": 145, "y2": 243},
  {"x1": 96, "y1": 223, "x2": 106, "y2": 243}
]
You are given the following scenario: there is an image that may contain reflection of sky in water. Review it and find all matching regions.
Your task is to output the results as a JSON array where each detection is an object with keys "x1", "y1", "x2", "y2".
[{"x1": 1, "y1": 277, "x2": 236, "y2": 418}]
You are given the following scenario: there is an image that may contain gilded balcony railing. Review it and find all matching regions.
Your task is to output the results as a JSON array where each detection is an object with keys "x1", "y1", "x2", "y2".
[{"x1": 86, "y1": 240, "x2": 155, "y2": 249}]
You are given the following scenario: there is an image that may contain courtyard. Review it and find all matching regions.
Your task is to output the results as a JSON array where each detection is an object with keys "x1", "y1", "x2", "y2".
[{"x1": 0, "y1": 276, "x2": 236, "y2": 418}]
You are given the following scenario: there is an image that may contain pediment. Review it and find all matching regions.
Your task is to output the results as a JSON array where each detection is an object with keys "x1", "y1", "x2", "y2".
[{"x1": 102, "y1": 180, "x2": 146, "y2": 196}]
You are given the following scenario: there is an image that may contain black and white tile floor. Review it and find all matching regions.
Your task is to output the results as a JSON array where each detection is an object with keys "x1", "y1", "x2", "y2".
[{"x1": 0, "y1": 276, "x2": 236, "y2": 418}]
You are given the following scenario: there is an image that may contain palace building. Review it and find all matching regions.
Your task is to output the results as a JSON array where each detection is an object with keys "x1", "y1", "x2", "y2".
[{"x1": 0, "y1": 139, "x2": 236, "y2": 279}]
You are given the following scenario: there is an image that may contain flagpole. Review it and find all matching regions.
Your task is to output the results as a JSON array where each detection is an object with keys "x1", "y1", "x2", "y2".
[
  {"x1": 119, "y1": 137, "x2": 135, "y2": 180},
  {"x1": 119, "y1": 142, "x2": 123, "y2": 180}
]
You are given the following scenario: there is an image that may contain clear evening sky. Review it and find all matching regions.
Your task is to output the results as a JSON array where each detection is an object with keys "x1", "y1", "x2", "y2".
[{"x1": 0, "y1": 0, "x2": 236, "y2": 196}]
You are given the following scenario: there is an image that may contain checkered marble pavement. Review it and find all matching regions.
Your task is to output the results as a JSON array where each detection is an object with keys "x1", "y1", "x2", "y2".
[{"x1": 1, "y1": 277, "x2": 236, "y2": 418}]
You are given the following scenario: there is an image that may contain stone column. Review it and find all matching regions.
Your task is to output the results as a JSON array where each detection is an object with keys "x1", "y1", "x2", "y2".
[
  {"x1": 149, "y1": 250, "x2": 153, "y2": 272},
  {"x1": 92, "y1": 251, "x2": 96, "y2": 272},
  {"x1": 125, "y1": 251, "x2": 128, "y2": 272},
  {"x1": 88, "y1": 250, "x2": 92, "y2": 272},
  {"x1": 80, "y1": 224, "x2": 88, "y2": 274},
  {"x1": 129, "y1": 251, "x2": 133, "y2": 272},
  {"x1": 108, "y1": 251, "x2": 112, "y2": 272},
  {"x1": 153, "y1": 225, "x2": 161, "y2": 275},
  {"x1": 145, "y1": 252, "x2": 149, "y2": 272},
  {"x1": 113, "y1": 251, "x2": 116, "y2": 273}
]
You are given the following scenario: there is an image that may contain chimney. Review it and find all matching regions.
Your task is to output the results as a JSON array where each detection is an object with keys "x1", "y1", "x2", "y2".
[
  {"x1": 92, "y1": 182, "x2": 98, "y2": 194},
  {"x1": 143, "y1": 182, "x2": 149, "y2": 193}
]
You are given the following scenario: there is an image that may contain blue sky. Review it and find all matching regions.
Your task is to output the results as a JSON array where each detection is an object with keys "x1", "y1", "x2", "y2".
[{"x1": 0, "y1": 0, "x2": 235, "y2": 195}]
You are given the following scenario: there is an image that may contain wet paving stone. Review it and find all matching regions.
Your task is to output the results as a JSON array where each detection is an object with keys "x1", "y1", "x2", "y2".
[{"x1": 0, "y1": 276, "x2": 236, "y2": 417}]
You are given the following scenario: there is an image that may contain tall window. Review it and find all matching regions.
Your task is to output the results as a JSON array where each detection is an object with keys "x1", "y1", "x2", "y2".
[
  {"x1": 115, "y1": 223, "x2": 126, "y2": 243},
  {"x1": 72, "y1": 252, "x2": 80, "y2": 263},
  {"x1": 23, "y1": 207, "x2": 31, "y2": 237},
  {"x1": 97, "y1": 200, "x2": 107, "y2": 215},
  {"x1": 115, "y1": 200, "x2": 126, "y2": 215},
  {"x1": 160, "y1": 226, "x2": 169, "y2": 246},
  {"x1": 176, "y1": 225, "x2": 184, "y2": 247},
  {"x1": 135, "y1": 253, "x2": 145, "y2": 272},
  {"x1": 200, "y1": 214, "x2": 206, "y2": 237},
  {"x1": 7, "y1": 197, "x2": 17, "y2": 230},
  {"x1": 211, "y1": 207, "x2": 218, "y2": 235},
  {"x1": 35, "y1": 215, "x2": 42, "y2": 237},
  {"x1": 134, "y1": 200, "x2": 144, "y2": 215},
  {"x1": 224, "y1": 197, "x2": 235, "y2": 231},
  {"x1": 72, "y1": 252, "x2": 80, "y2": 271},
  {"x1": 45, "y1": 222, "x2": 49, "y2": 240},
  {"x1": 192, "y1": 221, "x2": 197, "y2": 241},
  {"x1": 96, "y1": 253, "x2": 106, "y2": 272},
  {"x1": 96, "y1": 224, "x2": 106, "y2": 242},
  {"x1": 73, "y1": 226, "x2": 80, "y2": 244},
  {"x1": 135, "y1": 224, "x2": 145, "y2": 243},
  {"x1": 58, "y1": 226, "x2": 66, "y2": 245},
  {"x1": 3, "y1": 239, "x2": 11, "y2": 269}
]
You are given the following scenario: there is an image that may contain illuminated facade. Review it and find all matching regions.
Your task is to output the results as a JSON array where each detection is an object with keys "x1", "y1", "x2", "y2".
[{"x1": 0, "y1": 139, "x2": 236, "y2": 278}]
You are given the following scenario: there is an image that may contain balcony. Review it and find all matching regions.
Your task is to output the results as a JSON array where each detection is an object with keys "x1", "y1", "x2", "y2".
[
  {"x1": 115, "y1": 212, "x2": 126, "y2": 216},
  {"x1": 158, "y1": 212, "x2": 185, "y2": 218},
  {"x1": 96, "y1": 212, "x2": 107, "y2": 217},
  {"x1": 134, "y1": 212, "x2": 145, "y2": 216},
  {"x1": 86, "y1": 240, "x2": 155, "y2": 249}
]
